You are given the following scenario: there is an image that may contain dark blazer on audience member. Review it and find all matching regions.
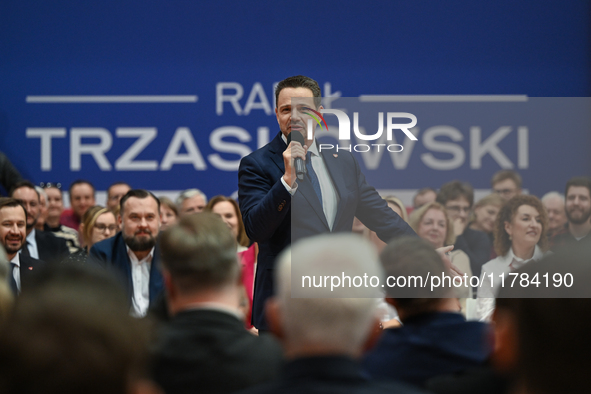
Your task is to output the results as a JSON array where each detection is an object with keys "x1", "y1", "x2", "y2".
[
  {"x1": 455, "y1": 227, "x2": 491, "y2": 279},
  {"x1": 237, "y1": 356, "x2": 428, "y2": 394},
  {"x1": 35, "y1": 230, "x2": 70, "y2": 263},
  {"x1": 88, "y1": 232, "x2": 163, "y2": 307},
  {"x1": 152, "y1": 309, "x2": 284, "y2": 394},
  {"x1": 362, "y1": 312, "x2": 492, "y2": 388},
  {"x1": 13, "y1": 254, "x2": 45, "y2": 293}
]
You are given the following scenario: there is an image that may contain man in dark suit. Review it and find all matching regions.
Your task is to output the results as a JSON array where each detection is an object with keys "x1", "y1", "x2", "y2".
[
  {"x1": 238, "y1": 75, "x2": 416, "y2": 329},
  {"x1": 89, "y1": 189, "x2": 163, "y2": 317},
  {"x1": 0, "y1": 198, "x2": 45, "y2": 294},
  {"x1": 238, "y1": 233, "x2": 423, "y2": 394},
  {"x1": 11, "y1": 181, "x2": 69, "y2": 263},
  {"x1": 152, "y1": 212, "x2": 283, "y2": 394}
]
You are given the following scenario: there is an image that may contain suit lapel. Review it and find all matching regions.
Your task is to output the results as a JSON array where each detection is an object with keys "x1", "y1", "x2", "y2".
[{"x1": 268, "y1": 132, "x2": 287, "y2": 173}]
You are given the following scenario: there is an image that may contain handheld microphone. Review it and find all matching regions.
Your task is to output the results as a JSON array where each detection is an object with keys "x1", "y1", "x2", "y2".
[{"x1": 286, "y1": 131, "x2": 307, "y2": 181}]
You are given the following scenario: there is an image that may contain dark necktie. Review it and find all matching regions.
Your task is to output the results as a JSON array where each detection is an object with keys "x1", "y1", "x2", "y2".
[
  {"x1": 8, "y1": 263, "x2": 18, "y2": 294},
  {"x1": 306, "y1": 151, "x2": 323, "y2": 206},
  {"x1": 20, "y1": 241, "x2": 30, "y2": 257}
]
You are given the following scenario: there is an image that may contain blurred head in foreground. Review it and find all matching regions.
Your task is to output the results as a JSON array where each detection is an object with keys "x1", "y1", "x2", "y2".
[{"x1": 267, "y1": 233, "x2": 383, "y2": 359}]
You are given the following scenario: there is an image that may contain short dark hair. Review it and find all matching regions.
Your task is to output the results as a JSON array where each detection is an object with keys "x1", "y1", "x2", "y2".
[
  {"x1": 565, "y1": 176, "x2": 591, "y2": 199},
  {"x1": 0, "y1": 197, "x2": 27, "y2": 218},
  {"x1": 436, "y1": 180, "x2": 474, "y2": 207},
  {"x1": 9, "y1": 180, "x2": 39, "y2": 200},
  {"x1": 380, "y1": 237, "x2": 452, "y2": 314},
  {"x1": 275, "y1": 75, "x2": 322, "y2": 108},
  {"x1": 119, "y1": 189, "x2": 160, "y2": 215},
  {"x1": 159, "y1": 212, "x2": 239, "y2": 294},
  {"x1": 491, "y1": 169, "x2": 523, "y2": 189},
  {"x1": 68, "y1": 179, "x2": 96, "y2": 197}
]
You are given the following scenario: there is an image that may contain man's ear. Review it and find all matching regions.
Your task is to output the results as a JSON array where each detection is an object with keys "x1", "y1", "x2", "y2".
[
  {"x1": 265, "y1": 297, "x2": 284, "y2": 341},
  {"x1": 491, "y1": 308, "x2": 519, "y2": 373}
]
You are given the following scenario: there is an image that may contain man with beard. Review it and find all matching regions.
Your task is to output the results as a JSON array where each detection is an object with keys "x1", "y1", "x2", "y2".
[
  {"x1": 90, "y1": 189, "x2": 163, "y2": 317},
  {"x1": 10, "y1": 181, "x2": 69, "y2": 264},
  {"x1": 552, "y1": 177, "x2": 591, "y2": 250},
  {"x1": 0, "y1": 198, "x2": 45, "y2": 294}
]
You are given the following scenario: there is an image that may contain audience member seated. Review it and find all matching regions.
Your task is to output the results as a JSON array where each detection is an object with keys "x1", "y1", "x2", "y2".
[
  {"x1": 469, "y1": 194, "x2": 504, "y2": 259},
  {"x1": 158, "y1": 196, "x2": 179, "y2": 230},
  {"x1": 0, "y1": 198, "x2": 45, "y2": 295},
  {"x1": 409, "y1": 202, "x2": 472, "y2": 306},
  {"x1": 490, "y1": 243, "x2": 591, "y2": 394},
  {"x1": 152, "y1": 212, "x2": 283, "y2": 394},
  {"x1": 0, "y1": 262, "x2": 159, "y2": 394},
  {"x1": 10, "y1": 181, "x2": 69, "y2": 264},
  {"x1": 65, "y1": 206, "x2": 117, "y2": 264},
  {"x1": 541, "y1": 191, "x2": 567, "y2": 244},
  {"x1": 491, "y1": 170, "x2": 522, "y2": 202},
  {"x1": 552, "y1": 176, "x2": 591, "y2": 249},
  {"x1": 106, "y1": 182, "x2": 131, "y2": 211},
  {"x1": 176, "y1": 188, "x2": 207, "y2": 216},
  {"x1": 206, "y1": 195, "x2": 257, "y2": 329},
  {"x1": 41, "y1": 182, "x2": 80, "y2": 253},
  {"x1": 437, "y1": 181, "x2": 491, "y2": 279},
  {"x1": 413, "y1": 187, "x2": 437, "y2": 209},
  {"x1": 60, "y1": 179, "x2": 96, "y2": 230},
  {"x1": 476, "y1": 195, "x2": 548, "y2": 321},
  {"x1": 89, "y1": 190, "x2": 163, "y2": 317},
  {"x1": 363, "y1": 237, "x2": 491, "y2": 388},
  {"x1": 239, "y1": 233, "x2": 424, "y2": 394}
]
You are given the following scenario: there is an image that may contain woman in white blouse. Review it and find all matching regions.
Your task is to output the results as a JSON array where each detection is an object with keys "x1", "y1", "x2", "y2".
[{"x1": 476, "y1": 195, "x2": 549, "y2": 321}]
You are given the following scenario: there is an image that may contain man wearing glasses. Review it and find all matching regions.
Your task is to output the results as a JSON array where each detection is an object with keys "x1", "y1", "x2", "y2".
[{"x1": 436, "y1": 180, "x2": 491, "y2": 279}]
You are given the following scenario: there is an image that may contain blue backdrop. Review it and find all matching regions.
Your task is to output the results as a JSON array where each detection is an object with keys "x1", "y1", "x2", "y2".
[{"x1": 1, "y1": 0, "x2": 589, "y2": 199}]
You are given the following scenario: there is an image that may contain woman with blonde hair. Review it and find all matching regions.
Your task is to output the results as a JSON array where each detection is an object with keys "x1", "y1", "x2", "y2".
[
  {"x1": 65, "y1": 206, "x2": 117, "y2": 264},
  {"x1": 476, "y1": 195, "x2": 549, "y2": 321},
  {"x1": 409, "y1": 201, "x2": 472, "y2": 313}
]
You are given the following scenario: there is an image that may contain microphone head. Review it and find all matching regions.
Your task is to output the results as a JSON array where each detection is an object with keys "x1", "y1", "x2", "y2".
[{"x1": 286, "y1": 131, "x2": 305, "y2": 145}]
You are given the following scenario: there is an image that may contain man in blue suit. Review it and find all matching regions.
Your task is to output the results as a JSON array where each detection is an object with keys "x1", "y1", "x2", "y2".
[
  {"x1": 90, "y1": 189, "x2": 163, "y2": 317},
  {"x1": 238, "y1": 75, "x2": 416, "y2": 329}
]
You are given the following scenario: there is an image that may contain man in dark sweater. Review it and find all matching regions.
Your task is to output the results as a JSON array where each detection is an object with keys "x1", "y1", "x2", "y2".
[
  {"x1": 152, "y1": 213, "x2": 283, "y2": 394},
  {"x1": 363, "y1": 237, "x2": 492, "y2": 388}
]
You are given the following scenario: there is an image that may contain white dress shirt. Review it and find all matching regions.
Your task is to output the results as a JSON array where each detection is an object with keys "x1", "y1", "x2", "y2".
[
  {"x1": 25, "y1": 229, "x2": 39, "y2": 259},
  {"x1": 281, "y1": 135, "x2": 339, "y2": 230},
  {"x1": 476, "y1": 245, "x2": 544, "y2": 321},
  {"x1": 126, "y1": 246, "x2": 154, "y2": 318}
]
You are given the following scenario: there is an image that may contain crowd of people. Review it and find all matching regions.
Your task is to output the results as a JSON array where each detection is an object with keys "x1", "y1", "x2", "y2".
[
  {"x1": 0, "y1": 74, "x2": 590, "y2": 394},
  {"x1": 0, "y1": 166, "x2": 589, "y2": 393}
]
